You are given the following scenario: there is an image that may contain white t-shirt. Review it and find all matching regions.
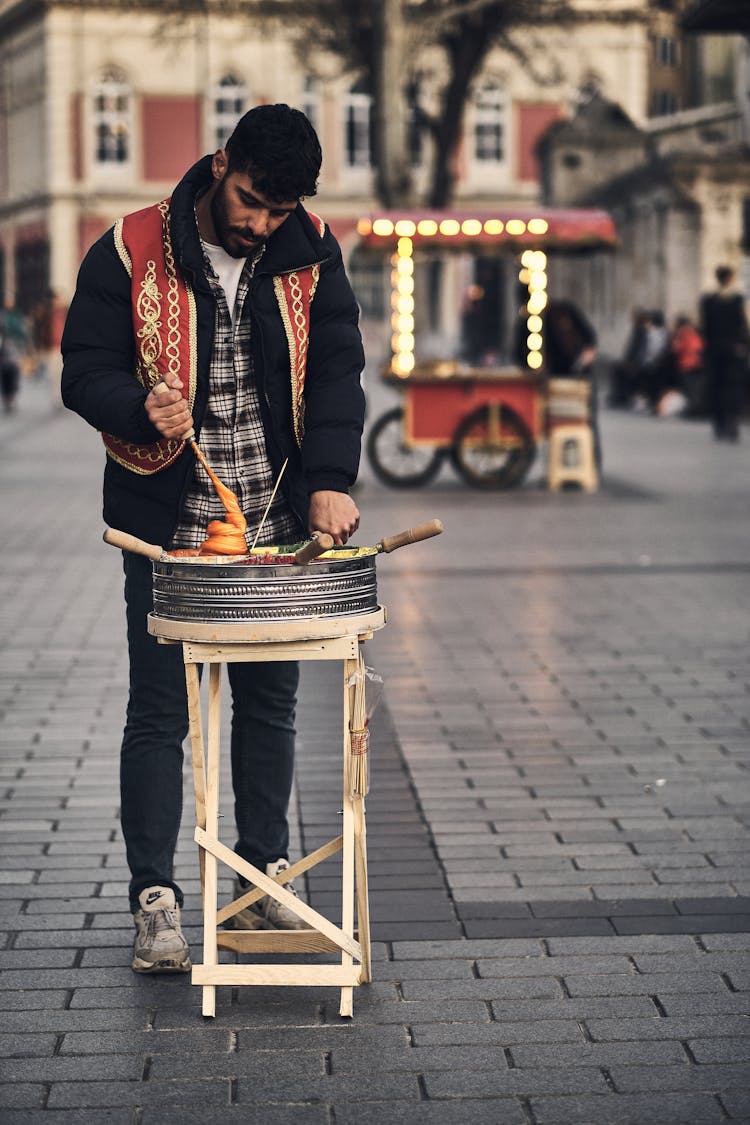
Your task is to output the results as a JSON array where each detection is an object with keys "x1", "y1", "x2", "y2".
[{"x1": 201, "y1": 240, "x2": 247, "y2": 326}]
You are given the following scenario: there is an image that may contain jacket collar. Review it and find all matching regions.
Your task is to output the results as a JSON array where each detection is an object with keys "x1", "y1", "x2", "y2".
[{"x1": 169, "y1": 156, "x2": 329, "y2": 283}]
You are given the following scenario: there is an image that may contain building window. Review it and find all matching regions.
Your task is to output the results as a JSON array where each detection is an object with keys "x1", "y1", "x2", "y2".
[
  {"x1": 93, "y1": 68, "x2": 131, "y2": 166},
  {"x1": 213, "y1": 74, "x2": 248, "y2": 149},
  {"x1": 407, "y1": 78, "x2": 424, "y2": 167},
  {"x1": 474, "y1": 81, "x2": 506, "y2": 163},
  {"x1": 348, "y1": 249, "x2": 387, "y2": 319},
  {"x1": 655, "y1": 37, "x2": 678, "y2": 67},
  {"x1": 301, "y1": 75, "x2": 321, "y2": 132},
  {"x1": 652, "y1": 89, "x2": 679, "y2": 115},
  {"x1": 343, "y1": 80, "x2": 372, "y2": 169}
]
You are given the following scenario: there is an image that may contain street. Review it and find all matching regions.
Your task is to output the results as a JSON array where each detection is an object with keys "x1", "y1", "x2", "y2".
[{"x1": 1, "y1": 375, "x2": 749, "y2": 1124}]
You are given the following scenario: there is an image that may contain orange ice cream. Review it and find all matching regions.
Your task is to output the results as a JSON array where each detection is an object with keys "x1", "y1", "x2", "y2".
[{"x1": 194, "y1": 446, "x2": 248, "y2": 556}]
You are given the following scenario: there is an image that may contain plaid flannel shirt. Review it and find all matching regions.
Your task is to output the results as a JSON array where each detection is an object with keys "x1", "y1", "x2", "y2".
[{"x1": 169, "y1": 247, "x2": 300, "y2": 552}]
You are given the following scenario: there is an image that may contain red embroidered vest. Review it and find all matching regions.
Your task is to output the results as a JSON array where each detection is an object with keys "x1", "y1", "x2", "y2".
[{"x1": 103, "y1": 199, "x2": 324, "y2": 474}]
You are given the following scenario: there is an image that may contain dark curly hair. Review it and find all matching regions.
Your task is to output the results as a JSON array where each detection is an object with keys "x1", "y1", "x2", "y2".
[{"x1": 224, "y1": 103, "x2": 322, "y2": 201}]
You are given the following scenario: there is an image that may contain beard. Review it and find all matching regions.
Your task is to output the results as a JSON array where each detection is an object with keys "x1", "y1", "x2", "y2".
[{"x1": 210, "y1": 180, "x2": 267, "y2": 258}]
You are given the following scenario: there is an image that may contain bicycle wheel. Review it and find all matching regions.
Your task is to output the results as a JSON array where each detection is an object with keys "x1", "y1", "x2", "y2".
[
  {"x1": 366, "y1": 407, "x2": 444, "y2": 488},
  {"x1": 450, "y1": 403, "x2": 536, "y2": 489}
]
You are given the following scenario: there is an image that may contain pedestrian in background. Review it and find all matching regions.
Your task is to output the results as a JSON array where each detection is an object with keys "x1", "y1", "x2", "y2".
[
  {"x1": 700, "y1": 265, "x2": 750, "y2": 442},
  {"x1": 0, "y1": 300, "x2": 28, "y2": 413},
  {"x1": 609, "y1": 307, "x2": 648, "y2": 408},
  {"x1": 662, "y1": 314, "x2": 704, "y2": 417},
  {"x1": 62, "y1": 104, "x2": 365, "y2": 974}
]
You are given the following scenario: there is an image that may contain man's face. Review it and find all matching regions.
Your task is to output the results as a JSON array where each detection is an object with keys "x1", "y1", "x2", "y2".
[{"x1": 210, "y1": 157, "x2": 298, "y2": 259}]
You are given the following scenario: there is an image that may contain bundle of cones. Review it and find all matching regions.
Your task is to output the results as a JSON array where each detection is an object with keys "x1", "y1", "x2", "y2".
[{"x1": 347, "y1": 653, "x2": 370, "y2": 798}]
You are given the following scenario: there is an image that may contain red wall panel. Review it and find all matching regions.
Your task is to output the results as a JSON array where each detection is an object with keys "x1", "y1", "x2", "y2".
[
  {"x1": 142, "y1": 96, "x2": 202, "y2": 182},
  {"x1": 516, "y1": 102, "x2": 564, "y2": 182}
]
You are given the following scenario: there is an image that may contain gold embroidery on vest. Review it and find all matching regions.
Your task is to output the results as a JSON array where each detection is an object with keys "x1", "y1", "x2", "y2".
[
  {"x1": 113, "y1": 218, "x2": 132, "y2": 279},
  {"x1": 104, "y1": 200, "x2": 196, "y2": 473},
  {"x1": 135, "y1": 259, "x2": 163, "y2": 383}
]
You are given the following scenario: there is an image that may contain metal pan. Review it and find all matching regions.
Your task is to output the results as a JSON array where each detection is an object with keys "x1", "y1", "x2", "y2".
[{"x1": 102, "y1": 520, "x2": 443, "y2": 623}]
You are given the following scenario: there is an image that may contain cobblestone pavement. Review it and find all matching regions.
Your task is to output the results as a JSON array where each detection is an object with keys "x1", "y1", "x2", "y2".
[{"x1": 1, "y1": 376, "x2": 749, "y2": 1124}]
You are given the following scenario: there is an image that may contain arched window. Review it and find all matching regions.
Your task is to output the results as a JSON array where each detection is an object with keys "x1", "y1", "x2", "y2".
[
  {"x1": 474, "y1": 80, "x2": 506, "y2": 164},
  {"x1": 93, "y1": 67, "x2": 132, "y2": 166},
  {"x1": 213, "y1": 74, "x2": 248, "y2": 150},
  {"x1": 343, "y1": 79, "x2": 372, "y2": 169}
]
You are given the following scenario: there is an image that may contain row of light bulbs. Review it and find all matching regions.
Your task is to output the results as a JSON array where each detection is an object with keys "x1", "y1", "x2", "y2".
[
  {"x1": 389, "y1": 241, "x2": 549, "y2": 377},
  {"x1": 359, "y1": 216, "x2": 551, "y2": 239}
]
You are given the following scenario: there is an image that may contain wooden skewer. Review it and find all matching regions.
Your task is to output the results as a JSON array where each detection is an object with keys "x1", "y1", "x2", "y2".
[{"x1": 250, "y1": 459, "x2": 288, "y2": 550}]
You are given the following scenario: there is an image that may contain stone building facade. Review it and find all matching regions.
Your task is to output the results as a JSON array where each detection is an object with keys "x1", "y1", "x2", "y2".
[{"x1": 1, "y1": 0, "x2": 746, "y2": 365}]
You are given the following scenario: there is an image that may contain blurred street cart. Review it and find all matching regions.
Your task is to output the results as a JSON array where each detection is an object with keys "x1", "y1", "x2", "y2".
[{"x1": 357, "y1": 208, "x2": 617, "y2": 489}]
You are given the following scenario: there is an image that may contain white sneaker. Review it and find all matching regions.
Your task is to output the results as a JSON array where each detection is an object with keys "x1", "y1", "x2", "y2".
[
  {"x1": 228, "y1": 859, "x2": 312, "y2": 931},
  {"x1": 132, "y1": 886, "x2": 191, "y2": 973}
]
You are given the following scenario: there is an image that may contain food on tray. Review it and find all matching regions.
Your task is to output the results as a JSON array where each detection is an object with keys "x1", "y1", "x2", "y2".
[{"x1": 195, "y1": 459, "x2": 248, "y2": 556}]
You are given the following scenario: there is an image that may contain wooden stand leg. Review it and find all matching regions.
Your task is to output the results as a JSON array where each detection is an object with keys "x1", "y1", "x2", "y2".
[
  {"x1": 185, "y1": 660, "x2": 207, "y2": 897},
  {"x1": 339, "y1": 655, "x2": 357, "y2": 1018},
  {"x1": 201, "y1": 662, "x2": 222, "y2": 1018},
  {"x1": 353, "y1": 798, "x2": 371, "y2": 982}
]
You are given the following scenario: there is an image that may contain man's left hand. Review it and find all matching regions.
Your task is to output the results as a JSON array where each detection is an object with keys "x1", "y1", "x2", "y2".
[{"x1": 309, "y1": 490, "x2": 360, "y2": 546}]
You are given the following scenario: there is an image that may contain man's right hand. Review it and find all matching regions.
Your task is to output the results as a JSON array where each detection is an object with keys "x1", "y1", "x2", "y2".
[{"x1": 144, "y1": 377, "x2": 194, "y2": 440}]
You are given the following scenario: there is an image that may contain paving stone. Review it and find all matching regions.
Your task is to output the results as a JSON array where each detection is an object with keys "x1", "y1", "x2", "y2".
[
  {"x1": 585, "y1": 1015, "x2": 750, "y2": 1041},
  {"x1": 528, "y1": 1092, "x2": 725, "y2": 1124},
  {"x1": 564, "y1": 971, "x2": 730, "y2": 997},
  {"x1": 462, "y1": 917, "x2": 617, "y2": 939},
  {"x1": 4, "y1": 1056, "x2": 143, "y2": 1082},
  {"x1": 720, "y1": 1091, "x2": 750, "y2": 1119},
  {"x1": 0, "y1": 1113, "x2": 133, "y2": 1124},
  {"x1": 141, "y1": 1110, "x2": 329, "y2": 1125},
  {"x1": 609, "y1": 1062, "x2": 750, "y2": 1093},
  {"x1": 508, "y1": 1040, "x2": 688, "y2": 1068},
  {"x1": 399, "y1": 977, "x2": 562, "y2": 1001},
  {"x1": 0, "y1": 1085, "x2": 46, "y2": 1109},
  {"x1": 232, "y1": 1071, "x2": 419, "y2": 1102},
  {"x1": 688, "y1": 1035, "x2": 750, "y2": 1062},
  {"x1": 424, "y1": 1066, "x2": 611, "y2": 1098},
  {"x1": 333, "y1": 1101, "x2": 527, "y2": 1125},
  {"x1": 47, "y1": 1079, "x2": 231, "y2": 1109},
  {"x1": 0, "y1": 1034, "x2": 58, "y2": 1057}
]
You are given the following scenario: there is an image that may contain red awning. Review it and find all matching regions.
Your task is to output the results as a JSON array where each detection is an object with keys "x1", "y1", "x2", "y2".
[{"x1": 357, "y1": 207, "x2": 617, "y2": 250}]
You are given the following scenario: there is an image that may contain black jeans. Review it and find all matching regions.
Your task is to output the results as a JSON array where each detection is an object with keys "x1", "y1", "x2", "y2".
[{"x1": 121, "y1": 553, "x2": 299, "y2": 911}]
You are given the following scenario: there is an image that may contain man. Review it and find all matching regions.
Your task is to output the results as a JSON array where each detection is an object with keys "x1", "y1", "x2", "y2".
[
  {"x1": 62, "y1": 105, "x2": 365, "y2": 972},
  {"x1": 700, "y1": 265, "x2": 749, "y2": 442}
]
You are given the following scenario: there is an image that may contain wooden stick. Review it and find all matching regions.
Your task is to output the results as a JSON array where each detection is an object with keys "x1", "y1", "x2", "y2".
[{"x1": 250, "y1": 458, "x2": 288, "y2": 550}]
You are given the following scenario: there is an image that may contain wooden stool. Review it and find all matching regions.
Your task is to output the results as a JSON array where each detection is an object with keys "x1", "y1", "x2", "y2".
[
  {"x1": 547, "y1": 423, "x2": 598, "y2": 492},
  {"x1": 148, "y1": 608, "x2": 386, "y2": 1018}
]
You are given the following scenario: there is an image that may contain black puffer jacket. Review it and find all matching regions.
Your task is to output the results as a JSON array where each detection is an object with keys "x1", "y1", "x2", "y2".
[{"x1": 61, "y1": 156, "x2": 365, "y2": 545}]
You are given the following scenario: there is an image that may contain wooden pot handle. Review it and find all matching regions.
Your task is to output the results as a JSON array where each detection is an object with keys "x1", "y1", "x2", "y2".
[
  {"x1": 293, "y1": 533, "x2": 335, "y2": 565},
  {"x1": 103, "y1": 528, "x2": 165, "y2": 561},
  {"x1": 378, "y1": 518, "x2": 444, "y2": 554}
]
